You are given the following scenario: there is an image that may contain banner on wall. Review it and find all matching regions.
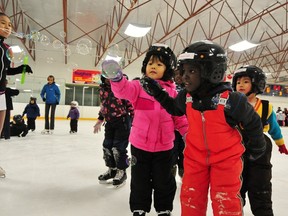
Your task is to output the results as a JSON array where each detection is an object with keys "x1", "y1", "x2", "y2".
[{"x1": 72, "y1": 69, "x2": 101, "y2": 84}]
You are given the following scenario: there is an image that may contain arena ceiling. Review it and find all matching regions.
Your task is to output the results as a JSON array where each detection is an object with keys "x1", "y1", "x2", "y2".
[{"x1": 1, "y1": 0, "x2": 288, "y2": 84}]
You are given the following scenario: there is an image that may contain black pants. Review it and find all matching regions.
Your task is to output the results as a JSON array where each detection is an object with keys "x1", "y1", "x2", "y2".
[
  {"x1": 70, "y1": 119, "x2": 78, "y2": 132},
  {"x1": 130, "y1": 145, "x2": 176, "y2": 213},
  {"x1": 27, "y1": 117, "x2": 36, "y2": 130},
  {"x1": 102, "y1": 116, "x2": 130, "y2": 170},
  {"x1": 241, "y1": 135, "x2": 273, "y2": 216},
  {"x1": 172, "y1": 130, "x2": 185, "y2": 169},
  {"x1": 1, "y1": 110, "x2": 11, "y2": 139},
  {"x1": 45, "y1": 104, "x2": 57, "y2": 130}
]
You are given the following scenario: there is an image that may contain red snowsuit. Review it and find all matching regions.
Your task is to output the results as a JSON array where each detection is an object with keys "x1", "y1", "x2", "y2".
[{"x1": 181, "y1": 91, "x2": 244, "y2": 216}]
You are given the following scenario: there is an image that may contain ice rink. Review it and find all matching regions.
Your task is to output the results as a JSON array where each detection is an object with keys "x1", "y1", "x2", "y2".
[{"x1": 0, "y1": 119, "x2": 287, "y2": 216}]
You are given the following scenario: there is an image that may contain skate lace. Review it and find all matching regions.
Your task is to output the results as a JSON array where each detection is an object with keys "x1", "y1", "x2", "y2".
[{"x1": 114, "y1": 169, "x2": 124, "y2": 180}]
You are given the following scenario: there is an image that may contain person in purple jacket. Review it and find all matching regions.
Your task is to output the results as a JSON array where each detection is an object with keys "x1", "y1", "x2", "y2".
[
  {"x1": 67, "y1": 101, "x2": 80, "y2": 134},
  {"x1": 102, "y1": 44, "x2": 188, "y2": 216}
]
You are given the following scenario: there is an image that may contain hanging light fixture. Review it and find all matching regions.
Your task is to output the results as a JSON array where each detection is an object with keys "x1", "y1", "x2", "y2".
[
  {"x1": 229, "y1": 40, "x2": 260, "y2": 52},
  {"x1": 124, "y1": 23, "x2": 151, "y2": 37}
]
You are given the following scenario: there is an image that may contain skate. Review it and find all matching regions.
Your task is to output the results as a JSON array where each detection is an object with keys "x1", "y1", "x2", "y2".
[
  {"x1": 98, "y1": 168, "x2": 117, "y2": 184},
  {"x1": 0, "y1": 166, "x2": 6, "y2": 178},
  {"x1": 157, "y1": 210, "x2": 171, "y2": 216},
  {"x1": 133, "y1": 210, "x2": 146, "y2": 216},
  {"x1": 41, "y1": 129, "x2": 51, "y2": 135},
  {"x1": 113, "y1": 169, "x2": 127, "y2": 188}
]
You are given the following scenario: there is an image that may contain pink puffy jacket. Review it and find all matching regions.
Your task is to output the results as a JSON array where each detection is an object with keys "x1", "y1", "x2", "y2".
[{"x1": 111, "y1": 77, "x2": 188, "y2": 152}]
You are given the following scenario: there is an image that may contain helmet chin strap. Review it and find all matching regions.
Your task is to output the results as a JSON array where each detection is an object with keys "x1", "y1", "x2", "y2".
[{"x1": 245, "y1": 91, "x2": 253, "y2": 97}]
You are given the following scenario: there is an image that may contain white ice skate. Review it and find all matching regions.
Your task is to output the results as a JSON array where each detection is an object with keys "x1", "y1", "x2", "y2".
[
  {"x1": 41, "y1": 129, "x2": 53, "y2": 135},
  {"x1": 0, "y1": 166, "x2": 6, "y2": 178},
  {"x1": 112, "y1": 169, "x2": 127, "y2": 188}
]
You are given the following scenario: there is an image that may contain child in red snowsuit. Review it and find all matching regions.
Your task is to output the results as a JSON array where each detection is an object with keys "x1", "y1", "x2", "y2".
[{"x1": 140, "y1": 40, "x2": 266, "y2": 216}]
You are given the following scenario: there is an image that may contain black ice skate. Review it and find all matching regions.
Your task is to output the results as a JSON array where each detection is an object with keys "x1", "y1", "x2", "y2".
[
  {"x1": 157, "y1": 210, "x2": 171, "y2": 216},
  {"x1": 133, "y1": 210, "x2": 146, "y2": 216},
  {"x1": 98, "y1": 168, "x2": 117, "y2": 184},
  {"x1": 113, "y1": 169, "x2": 127, "y2": 188}
]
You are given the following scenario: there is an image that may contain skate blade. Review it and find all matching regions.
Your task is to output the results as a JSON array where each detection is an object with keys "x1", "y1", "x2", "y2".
[
  {"x1": 99, "y1": 179, "x2": 113, "y2": 184},
  {"x1": 112, "y1": 180, "x2": 126, "y2": 188}
]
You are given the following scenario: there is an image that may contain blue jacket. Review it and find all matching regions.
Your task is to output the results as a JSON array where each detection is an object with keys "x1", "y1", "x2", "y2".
[
  {"x1": 22, "y1": 103, "x2": 40, "y2": 118},
  {"x1": 40, "y1": 82, "x2": 61, "y2": 104}
]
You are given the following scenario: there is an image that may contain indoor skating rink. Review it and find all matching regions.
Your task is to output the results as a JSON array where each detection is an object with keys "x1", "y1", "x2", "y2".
[{"x1": 0, "y1": 119, "x2": 287, "y2": 216}]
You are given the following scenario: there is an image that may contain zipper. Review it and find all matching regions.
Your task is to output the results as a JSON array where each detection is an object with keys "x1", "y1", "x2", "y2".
[{"x1": 201, "y1": 112, "x2": 210, "y2": 165}]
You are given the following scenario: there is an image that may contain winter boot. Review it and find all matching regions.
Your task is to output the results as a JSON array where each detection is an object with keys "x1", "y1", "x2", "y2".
[
  {"x1": 157, "y1": 210, "x2": 171, "y2": 215},
  {"x1": 0, "y1": 166, "x2": 6, "y2": 178},
  {"x1": 113, "y1": 169, "x2": 127, "y2": 187},
  {"x1": 133, "y1": 210, "x2": 146, "y2": 216},
  {"x1": 98, "y1": 168, "x2": 117, "y2": 183}
]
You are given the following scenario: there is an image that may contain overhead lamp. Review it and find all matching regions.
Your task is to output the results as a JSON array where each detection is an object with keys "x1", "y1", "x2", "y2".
[
  {"x1": 124, "y1": 23, "x2": 151, "y2": 37},
  {"x1": 229, "y1": 40, "x2": 259, "y2": 52}
]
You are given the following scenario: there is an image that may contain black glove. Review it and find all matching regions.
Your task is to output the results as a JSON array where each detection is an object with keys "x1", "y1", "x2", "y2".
[
  {"x1": 18, "y1": 65, "x2": 33, "y2": 74},
  {"x1": 140, "y1": 76, "x2": 163, "y2": 96},
  {"x1": 43, "y1": 97, "x2": 46, "y2": 102},
  {"x1": 245, "y1": 141, "x2": 266, "y2": 161}
]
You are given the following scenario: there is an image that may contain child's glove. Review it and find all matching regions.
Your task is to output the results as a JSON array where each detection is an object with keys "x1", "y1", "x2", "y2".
[
  {"x1": 93, "y1": 120, "x2": 104, "y2": 134},
  {"x1": 278, "y1": 144, "x2": 288, "y2": 154},
  {"x1": 101, "y1": 60, "x2": 123, "y2": 82},
  {"x1": 140, "y1": 76, "x2": 164, "y2": 96},
  {"x1": 42, "y1": 97, "x2": 46, "y2": 102},
  {"x1": 246, "y1": 140, "x2": 266, "y2": 161}
]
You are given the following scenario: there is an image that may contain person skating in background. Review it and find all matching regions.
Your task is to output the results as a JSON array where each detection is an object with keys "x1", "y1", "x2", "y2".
[
  {"x1": 140, "y1": 40, "x2": 266, "y2": 216},
  {"x1": 232, "y1": 65, "x2": 288, "y2": 216},
  {"x1": 0, "y1": 12, "x2": 33, "y2": 178},
  {"x1": 1, "y1": 79, "x2": 19, "y2": 139},
  {"x1": 22, "y1": 97, "x2": 40, "y2": 132},
  {"x1": 171, "y1": 69, "x2": 185, "y2": 178},
  {"x1": 93, "y1": 74, "x2": 134, "y2": 188},
  {"x1": 10, "y1": 114, "x2": 28, "y2": 137},
  {"x1": 67, "y1": 101, "x2": 80, "y2": 134},
  {"x1": 102, "y1": 44, "x2": 188, "y2": 216},
  {"x1": 40, "y1": 75, "x2": 61, "y2": 134}
]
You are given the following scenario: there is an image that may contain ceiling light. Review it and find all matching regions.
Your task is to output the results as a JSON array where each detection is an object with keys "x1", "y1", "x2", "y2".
[
  {"x1": 229, "y1": 40, "x2": 259, "y2": 52},
  {"x1": 124, "y1": 23, "x2": 151, "y2": 37}
]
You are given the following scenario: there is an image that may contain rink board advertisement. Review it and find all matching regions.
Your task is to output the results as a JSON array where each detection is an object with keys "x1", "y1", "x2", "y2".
[{"x1": 72, "y1": 69, "x2": 101, "y2": 84}]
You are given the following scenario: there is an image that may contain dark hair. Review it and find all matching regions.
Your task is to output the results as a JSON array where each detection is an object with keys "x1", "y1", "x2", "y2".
[
  {"x1": 47, "y1": 75, "x2": 55, "y2": 82},
  {"x1": 0, "y1": 13, "x2": 8, "y2": 18}
]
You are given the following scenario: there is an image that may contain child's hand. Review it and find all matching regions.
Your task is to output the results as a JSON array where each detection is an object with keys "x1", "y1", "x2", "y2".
[
  {"x1": 140, "y1": 76, "x2": 163, "y2": 96},
  {"x1": 278, "y1": 144, "x2": 288, "y2": 154},
  {"x1": 93, "y1": 120, "x2": 104, "y2": 134}
]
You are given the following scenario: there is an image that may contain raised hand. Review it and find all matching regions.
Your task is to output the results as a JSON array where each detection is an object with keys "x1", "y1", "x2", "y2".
[{"x1": 140, "y1": 76, "x2": 163, "y2": 96}]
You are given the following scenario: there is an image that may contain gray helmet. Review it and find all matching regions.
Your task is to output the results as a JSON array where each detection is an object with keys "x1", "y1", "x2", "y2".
[
  {"x1": 178, "y1": 40, "x2": 227, "y2": 84},
  {"x1": 232, "y1": 65, "x2": 266, "y2": 94}
]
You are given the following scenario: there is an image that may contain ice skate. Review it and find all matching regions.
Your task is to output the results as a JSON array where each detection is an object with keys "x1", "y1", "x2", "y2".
[
  {"x1": 157, "y1": 210, "x2": 171, "y2": 215},
  {"x1": 133, "y1": 210, "x2": 146, "y2": 216},
  {"x1": 41, "y1": 129, "x2": 50, "y2": 134},
  {"x1": 0, "y1": 166, "x2": 6, "y2": 178},
  {"x1": 98, "y1": 168, "x2": 117, "y2": 184},
  {"x1": 113, "y1": 169, "x2": 127, "y2": 188}
]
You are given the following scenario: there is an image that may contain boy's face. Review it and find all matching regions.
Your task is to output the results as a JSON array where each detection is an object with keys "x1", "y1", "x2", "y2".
[
  {"x1": 174, "y1": 70, "x2": 183, "y2": 84},
  {"x1": 0, "y1": 15, "x2": 12, "y2": 38},
  {"x1": 181, "y1": 63, "x2": 201, "y2": 93},
  {"x1": 146, "y1": 56, "x2": 166, "y2": 80},
  {"x1": 236, "y1": 76, "x2": 252, "y2": 95}
]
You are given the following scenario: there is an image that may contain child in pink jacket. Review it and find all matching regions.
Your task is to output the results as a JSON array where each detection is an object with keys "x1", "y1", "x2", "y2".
[{"x1": 102, "y1": 44, "x2": 188, "y2": 216}]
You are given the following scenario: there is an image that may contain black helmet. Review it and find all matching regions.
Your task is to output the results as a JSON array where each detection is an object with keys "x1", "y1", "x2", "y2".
[
  {"x1": 30, "y1": 97, "x2": 37, "y2": 101},
  {"x1": 232, "y1": 65, "x2": 266, "y2": 94},
  {"x1": 13, "y1": 115, "x2": 22, "y2": 124},
  {"x1": 141, "y1": 43, "x2": 177, "y2": 81},
  {"x1": 178, "y1": 40, "x2": 227, "y2": 84}
]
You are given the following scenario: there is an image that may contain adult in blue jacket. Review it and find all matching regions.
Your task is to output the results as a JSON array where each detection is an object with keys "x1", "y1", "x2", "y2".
[{"x1": 40, "y1": 75, "x2": 61, "y2": 134}]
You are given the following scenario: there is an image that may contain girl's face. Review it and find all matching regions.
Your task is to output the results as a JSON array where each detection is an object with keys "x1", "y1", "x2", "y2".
[
  {"x1": 236, "y1": 76, "x2": 252, "y2": 95},
  {"x1": 145, "y1": 56, "x2": 166, "y2": 80},
  {"x1": 181, "y1": 63, "x2": 201, "y2": 93},
  {"x1": 0, "y1": 15, "x2": 12, "y2": 38}
]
